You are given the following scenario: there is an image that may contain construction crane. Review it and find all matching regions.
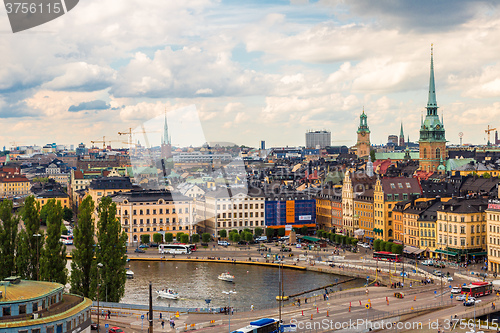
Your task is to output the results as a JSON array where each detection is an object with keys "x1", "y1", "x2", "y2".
[
  {"x1": 485, "y1": 125, "x2": 497, "y2": 146},
  {"x1": 91, "y1": 136, "x2": 121, "y2": 149}
]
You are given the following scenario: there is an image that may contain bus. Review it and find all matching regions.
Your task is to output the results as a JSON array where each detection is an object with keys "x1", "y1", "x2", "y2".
[
  {"x1": 60, "y1": 234, "x2": 73, "y2": 245},
  {"x1": 158, "y1": 244, "x2": 191, "y2": 254},
  {"x1": 188, "y1": 244, "x2": 196, "y2": 252},
  {"x1": 373, "y1": 251, "x2": 401, "y2": 262},
  {"x1": 461, "y1": 282, "x2": 492, "y2": 298},
  {"x1": 232, "y1": 318, "x2": 279, "y2": 333}
]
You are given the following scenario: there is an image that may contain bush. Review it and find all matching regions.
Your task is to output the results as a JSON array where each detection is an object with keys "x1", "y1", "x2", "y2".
[
  {"x1": 202, "y1": 233, "x2": 211, "y2": 243},
  {"x1": 232, "y1": 233, "x2": 241, "y2": 243},
  {"x1": 384, "y1": 241, "x2": 393, "y2": 252},
  {"x1": 335, "y1": 234, "x2": 341, "y2": 244},
  {"x1": 219, "y1": 229, "x2": 227, "y2": 238},
  {"x1": 180, "y1": 234, "x2": 189, "y2": 244},
  {"x1": 165, "y1": 233, "x2": 173, "y2": 243},
  {"x1": 351, "y1": 239, "x2": 358, "y2": 247},
  {"x1": 245, "y1": 232, "x2": 253, "y2": 242},
  {"x1": 255, "y1": 227, "x2": 264, "y2": 237},
  {"x1": 373, "y1": 239, "x2": 381, "y2": 251},
  {"x1": 391, "y1": 243, "x2": 403, "y2": 254},
  {"x1": 277, "y1": 228, "x2": 286, "y2": 237},
  {"x1": 153, "y1": 233, "x2": 163, "y2": 244},
  {"x1": 140, "y1": 234, "x2": 150, "y2": 244},
  {"x1": 244, "y1": 228, "x2": 252, "y2": 234},
  {"x1": 266, "y1": 228, "x2": 275, "y2": 238},
  {"x1": 176, "y1": 232, "x2": 184, "y2": 242},
  {"x1": 191, "y1": 234, "x2": 200, "y2": 243}
]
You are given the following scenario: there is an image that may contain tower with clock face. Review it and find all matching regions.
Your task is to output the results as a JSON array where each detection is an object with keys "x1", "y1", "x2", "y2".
[
  {"x1": 419, "y1": 45, "x2": 446, "y2": 173},
  {"x1": 356, "y1": 109, "x2": 371, "y2": 158}
]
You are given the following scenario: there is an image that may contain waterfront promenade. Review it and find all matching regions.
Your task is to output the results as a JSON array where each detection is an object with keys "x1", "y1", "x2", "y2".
[{"x1": 86, "y1": 242, "x2": 494, "y2": 332}]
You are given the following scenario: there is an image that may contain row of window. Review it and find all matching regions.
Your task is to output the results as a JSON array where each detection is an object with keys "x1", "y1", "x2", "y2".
[
  {"x1": 128, "y1": 217, "x2": 189, "y2": 225},
  {"x1": 217, "y1": 203, "x2": 264, "y2": 210},
  {"x1": 130, "y1": 225, "x2": 191, "y2": 233},
  {"x1": 438, "y1": 236, "x2": 485, "y2": 246},
  {"x1": 217, "y1": 212, "x2": 263, "y2": 218},
  {"x1": 123, "y1": 208, "x2": 190, "y2": 215},
  {"x1": 219, "y1": 220, "x2": 264, "y2": 228},
  {"x1": 439, "y1": 214, "x2": 485, "y2": 222},
  {"x1": 438, "y1": 223, "x2": 486, "y2": 233}
]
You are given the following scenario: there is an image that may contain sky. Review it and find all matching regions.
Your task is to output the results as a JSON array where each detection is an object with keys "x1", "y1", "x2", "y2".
[{"x1": 2, "y1": 0, "x2": 500, "y2": 149}]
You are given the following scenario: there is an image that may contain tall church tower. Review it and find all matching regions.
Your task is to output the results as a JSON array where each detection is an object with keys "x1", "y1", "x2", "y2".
[
  {"x1": 356, "y1": 109, "x2": 371, "y2": 158},
  {"x1": 161, "y1": 111, "x2": 172, "y2": 159},
  {"x1": 399, "y1": 123, "x2": 405, "y2": 146},
  {"x1": 419, "y1": 45, "x2": 446, "y2": 172}
]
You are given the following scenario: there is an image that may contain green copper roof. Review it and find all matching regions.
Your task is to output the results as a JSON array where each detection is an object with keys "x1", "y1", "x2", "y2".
[
  {"x1": 357, "y1": 108, "x2": 370, "y2": 133},
  {"x1": 427, "y1": 45, "x2": 437, "y2": 109},
  {"x1": 400, "y1": 123, "x2": 404, "y2": 138}
]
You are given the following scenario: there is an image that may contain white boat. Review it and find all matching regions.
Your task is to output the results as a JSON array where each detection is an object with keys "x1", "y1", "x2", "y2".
[
  {"x1": 218, "y1": 272, "x2": 234, "y2": 282},
  {"x1": 126, "y1": 270, "x2": 134, "y2": 279},
  {"x1": 156, "y1": 289, "x2": 179, "y2": 300}
]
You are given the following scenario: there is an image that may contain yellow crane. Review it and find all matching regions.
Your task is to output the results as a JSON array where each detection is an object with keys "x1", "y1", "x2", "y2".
[
  {"x1": 485, "y1": 125, "x2": 497, "y2": 146},
  {"x1": 91, "y1": 136, "x2": 121, "y2": 149}
]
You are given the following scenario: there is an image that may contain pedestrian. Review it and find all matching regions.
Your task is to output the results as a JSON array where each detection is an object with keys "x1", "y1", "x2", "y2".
[
  {"x1": 251, "y1": 304, "x2": 254, "y2": 311},
  {"x1": 172, "y1": 320, "x2": 175, "y2": 329},
  {"x1": 305, "y1": 298, "x2": 308, "y2": 304},
  {"x1": 231, "y1": 307, "x2": 234, "y2": 315},
  {"x1": 107, "y1": 310, "x2": 111, "y2": 319},
  {"x1": 161, "y1": 320, "x2": 165, "y2": 330},
  {"x1": 101, "y1": 310, "x2": 105, "y2": 318},
  {"x1": 297, "y1": 299, "x2": 301, "y2": 307},
  {"x1": 159, "y1": 312, "x2": 162, "y2": 320}
]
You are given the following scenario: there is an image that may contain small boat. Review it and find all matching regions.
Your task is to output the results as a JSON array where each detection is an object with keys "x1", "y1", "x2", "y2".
[
  {"x1": 218, "y1": 272, "x2": 234, "y2": 282},
  {"x1": 156, "y1": 289, "x2": 179, "y2": 300},
  {"x1": 126, "y1": 269, "x2": 134, "y2": 279}
]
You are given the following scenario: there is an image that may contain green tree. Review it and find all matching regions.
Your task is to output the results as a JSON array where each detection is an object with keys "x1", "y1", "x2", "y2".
[
  {"x1": 243, "y1": 228, "x2": 252, "y2": 234},
  {"x1": 16, "y1": 196, "x2": 43, "y2": 281},
  {"x1": 191, "y1": 234, "x2": 200, "y2": 243},
  {"x1": 384, "y1": 241, "x2": 393, "y2": 252},
  {"x1": 95, "y1": 197, "x2": 127, "y2": 303},
  {"x1": 391, "y1": 243, "x2": 403, "y2": 254},
  {"x1": 232, "y1": 233, "x2": 241, "y2": 243},
  {"x1": 180, "y1": 234, "x2": 189, "y2": 244},
  {"x1": 39, "y1": 204, "x2": 50, "y2": 226},
  {"x1": 277, "y1": 228, "x2": 286, "y2": 237},
  {"x1": 335, "y1": 234, "x2": 341, "y2": 244},
  {"x1": 0, "y1": 200, "x2": 19, "y2": 280},
  {"x1": 370, "y1": 149, "x2": 376, "y2": 162},
  {"x1": 300, "y1": 226, "x2": 308, "y2": 235},
  {"x1": 219, "y1": 229, "x2": 227, "y2": 238},
  {"x1": 140, "y1": 234, "x2": 150, "y2": 244},
  {"x1": 266, "y1": 228, "x2": 275, "y2": 238},
  {"x1": 70, "y1": 196, "x2": 96, "y2": 298},
  {"x1": 317, "y1": 230, "x2": 325, "y2": 238},
  {"x1": 254, "y1": 227, "x2": 264, "y2": 237},
  {"x1": 153, "y1": 233, "x2": 163, "y2": 244},
  {"x1": 483, "y1": 172, "x2": 491, "y2": 179},
  {"x1": 244, "y1": 232, "x2": 253, "y2": 242},
  {"x1": 176, "y1": 232, "x2": 184, "y2": 241},
  {"x1": 202, "y1": 233, "x2": 211, "y2": 243},
  {"x1": 62, "y1": 207, "x2": 73, "y2": 222},
  {"x1": 40, "y1": 199, "x2": 68, "y2": 284},
  {"x1": 373, "y1": 239, "x2": 381, "y2": 251},
  {"x1": 165, "y1": 233, "x2": 173, "y2": 243},
  {"x1": 351, "y1": 239, "x2": 358, "y2": 247}
]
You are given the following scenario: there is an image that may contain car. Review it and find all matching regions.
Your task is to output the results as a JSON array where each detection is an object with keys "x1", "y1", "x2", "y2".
[
  {"x1": 139, "y1": 244, "x2": 149, "y2": 248},
  {"x1": 448, "y1": 276, "x2": 454, "y2": 282},
  {"x1": 421, "y1": 260, "x2": 434, "y2": 266},
  {"x1": 456, "y1": 294, "x2": 467, "y2": 301},
  {"x1": 91, "y1": 323, "x2": 99, "y2": 330},
  {"x1": 237, "y1": 241, "x2": 248, "y2": 245},
  {"x1": 463, "y1": 298, "x2": 481, "y2": 306},
  {"x1": 296, "y1": 244, "x2": 302, "y2": 248},
  {"x1": 201, "y1": 242, "x2": 209, "y2": 247},
  {"x1": 149, "y1": 243, "x2": 159, "y2": 248},
  {"x1": 109, "y1": 327, "x2": 124, "y2": 333},
  {"x1": 451, "y1": 287, "x2": 461, "y2": 294},
  {"x1": 134, "y1": 248, "x2": 145, "y2": 253},
  {"x1": 433, "y1": 270, "x2": 443, "y2": 277},
  {"x1": 218, "y1": 240, "x2": 230, "y2": 246},
  {"x1": 433, "y1": 262, "x2": 445, "y2": 268},
  {"x1": 361, "y1": 243, "x2": 370, "y2": 249}
]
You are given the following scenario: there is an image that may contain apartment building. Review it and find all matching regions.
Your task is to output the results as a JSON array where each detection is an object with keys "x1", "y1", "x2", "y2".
[{"x1": 486, "y1": 198, "x2": 500, "y2": 273}]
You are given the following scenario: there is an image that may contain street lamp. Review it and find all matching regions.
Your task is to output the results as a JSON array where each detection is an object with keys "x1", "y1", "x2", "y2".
[
  {"x1": 33, "y1": 233, "x2": 42, "y2": 281},
  {"x1": 222, "y1": 290, "x2": 236, "y2": 333},
  {"x1": 398, "y1": 232, "x2": 405, "y2": 287},
  {"x1": 97, "y1": 263, "x2": 103, "y2": 333}
]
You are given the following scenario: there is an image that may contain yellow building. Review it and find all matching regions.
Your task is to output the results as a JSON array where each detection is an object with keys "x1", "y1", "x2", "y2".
[
  {"x1": 355, "y1": 110, "x2": 371, "y2": 159},
  {"x1": 392, "y1": 201, "x2": 411, "y2": 243},
  {"x1": 342, "y1": 170, "x2": 375, "y2": 237},
  {"x1": 87, "y1": 176, "x2": 134, "y2": 206},
  {"x1": 353, "y1": 190, "x2": 374, "y2": 242},
  {"x1": 436, "y1": 197, "x2": 488, "y2": 262},
  {"x1": 35, "y1": 192, "x2": 70, "y2": 209},
  {"x1": 486, "y1": 198, "x2": 500, "y2": 273},
  {"x1": 374, "y1": 177, "x2": 422, "y2": 241},
  {"x1": 0, "y1": 174, "x2": 31, "y2": 198},
  {"x1": 113, "y1": 190, "x2": 194, "y2": 245}
]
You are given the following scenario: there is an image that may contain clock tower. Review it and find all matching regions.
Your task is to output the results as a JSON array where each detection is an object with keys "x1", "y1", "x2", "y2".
[
  {"x1": 419, "y1": 45, "x2": 446, "y2": 172},
  {"x1": 356, "y1": 109, "x2": 371, "y2": 158}
]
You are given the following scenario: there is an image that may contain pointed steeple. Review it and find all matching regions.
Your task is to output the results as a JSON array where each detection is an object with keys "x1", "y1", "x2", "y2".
[
  {"x1": 427, "y1": 44, "x2": 438, "y2": 115},
  {"x1": 400, "y1": 123, "x2": 404, "y2": 138},
  {"x1": 163, "y1": 108, "x2": 171, "y2": 145}
]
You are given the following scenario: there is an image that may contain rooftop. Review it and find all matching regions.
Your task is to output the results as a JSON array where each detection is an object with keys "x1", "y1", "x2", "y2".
[{"x1": 0, "y1": 280, "x2": 62, "y2": 303}]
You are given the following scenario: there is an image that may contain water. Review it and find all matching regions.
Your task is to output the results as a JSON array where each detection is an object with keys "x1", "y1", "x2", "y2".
[{"x1": 121, "y1": 261, "x2": 364, "y2": 311}]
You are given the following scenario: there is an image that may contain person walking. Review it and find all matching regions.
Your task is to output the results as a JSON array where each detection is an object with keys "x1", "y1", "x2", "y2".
[
  {"x1": 107, "y1": 310, "x2": 111, "y2": 319},
  {"x1": 251, "y1": 304, "x2": 254, "y2": 311},
  {"x1": 161, "y1": 320, "x2": 165, "y2": 330}
]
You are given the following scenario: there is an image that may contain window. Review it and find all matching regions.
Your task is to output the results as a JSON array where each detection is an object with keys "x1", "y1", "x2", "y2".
[
  {"x1": 146, "y1": 209, "x2": 150, "y2": 214},
  {"x1": 390, "y1": 183, "x2": 395, "y2": 189},
  {"x1": 32, "y1": 302, "x2": 38, "y2": 312},
  {"x1": 471, "y1": 225, "x2": 474, "y2": 233},
  {"x1": 159, "y1": 209, "x2": 163, "y2": 214},
  {"x1": 461, "y1": 226, "x2": 465, "y2": 234},
  {"x1": 398, "y1": 183, "x2": 403, "y2": 189},
  {"x1": 3, "y1": 306, "x2": 11, "y2": 316},
  {"x1": 46, "y1": 327, "x2": 54, "y2": 333},
  {"x1": 406, "y1": 182, "x2": 411, "y2": 188},
  {"x1": 19, "y1": 304, "x2": 26, "y2": 314}
]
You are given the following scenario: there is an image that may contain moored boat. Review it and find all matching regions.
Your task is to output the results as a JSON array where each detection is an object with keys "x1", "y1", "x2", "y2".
[
  {"x1": 156, "y1": 289, "x2": 179, "y2": 300},
  {"x1": 218, "y1": 272, "x2": 234, "y2": 282}
]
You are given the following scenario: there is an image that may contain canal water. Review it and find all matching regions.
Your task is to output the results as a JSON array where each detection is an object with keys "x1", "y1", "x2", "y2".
[{"x1": 121, "y1": 261, "x2": 364, "y2": 311}]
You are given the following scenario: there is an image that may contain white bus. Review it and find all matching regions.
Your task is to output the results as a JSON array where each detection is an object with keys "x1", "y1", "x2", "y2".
[
  {"x1": 159, "y1": 244, "x2": 191, "y2": 254},
  {"x1": 60, "y1": 234, "x2": 73, "y2": 245}
]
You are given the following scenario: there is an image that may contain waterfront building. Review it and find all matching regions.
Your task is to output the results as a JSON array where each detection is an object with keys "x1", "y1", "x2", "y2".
[
  {"x1": 305, "y1": 130, "x2": 331, "y2": 149},
  {"x1": 436, "y1": 197, "x2": 488, "y2": 262},
  {"x1": 355, "y1": 110, "x2": 371, "y2": 159},
  {"x1": 486, "y1": 197, "x2": 500, "y2": 273},
  {"x1": 419, "y1": 45, "x2": 447, "y2": 172},
  {"x1": 196, "y1": 187, "x2": 265, "y2": 237},
  {"x1": 265, "y1": 191, "x2": 316, "y2": 234},
  {"x1": 392, "y1": 200, "x2": 411, "y2": 244},
  {"x1": 353, "y1": 190, "x2": 375, "y2": 243},
  {"x1": 315, "y1": 188, "x2": 342, "y2": 233},
  {"x1": 342, "y1": 170, "x2": 376, "y2": 237},
  {"x1": 0, "y1": 277, "x2": 92, "y2": 333},
  {"x1": 373, "y1": 177, "x2": 422, "y2": 241},
  {"x1": 113, "y1": 190, "x2": 194, "y2": 244}
]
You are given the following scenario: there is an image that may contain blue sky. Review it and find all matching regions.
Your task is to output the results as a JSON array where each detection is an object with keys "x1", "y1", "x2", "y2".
[{"x1": 1, "y1": 0, "x2": 500, "y2": 149}]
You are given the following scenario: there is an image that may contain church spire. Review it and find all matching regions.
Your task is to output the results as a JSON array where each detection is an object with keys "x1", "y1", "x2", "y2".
[
  {"x1": 427, "y1": 44, "x2": 438, "y2": 115},
  {"x1": 163, "y1": 108, "x2": 171, "y2": 145},
  {"x1": 400, "y1": 122, "x2": 404, "y2": 138}
]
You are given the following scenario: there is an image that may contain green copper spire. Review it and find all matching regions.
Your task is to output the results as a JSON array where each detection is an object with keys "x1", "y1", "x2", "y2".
[
  {"x1": 427, "y1": 44, "x2": 438, "y2": 115},
  {"x1": 400, "y1": 122, "x2": 404, "y2": 138}
]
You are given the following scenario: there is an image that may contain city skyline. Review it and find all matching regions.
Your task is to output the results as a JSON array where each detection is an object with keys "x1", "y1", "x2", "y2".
[{"x1": 2, "y1": 1, "x2": 500, "y2": 149}]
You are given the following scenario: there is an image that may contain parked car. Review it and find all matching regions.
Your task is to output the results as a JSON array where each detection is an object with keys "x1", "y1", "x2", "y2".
[
  {"x1": 91, "y1": 323, "x2": 99, "y2": 330},
  {"x1": 109, "y1": 327, "x2": 124, "y2": 333},
  {"x1": 134, "y1": 248, "x2": 145, "y2": 253},
  {"x1": 451, "y1": 287, "x2": 461, "y2": 294},
  {"x1": 359, "y1": 243, "x2": 370, "y2": 249},
  {"x1": 139, "y1": 244, "x2": 149, "y2": 248},
  {"x1": 456, "y1": 294, "x2": 467, "y2": 301},
  {"x1": 218, "y1": 240, "x2": 230, "y2": 246},
  {"x1": 421, "y1": 260, "x2": 433, "y2": 266},
  {"x1": 149, "y1": 243, "x2": 159, "y2": 248},
  {"x1": 448, "y1": 276, "x2": 454, "y2": 282},
  {"x1": 432, "y1": 270, "x2": 443, "y2": 277},
  {"x1": 237, "y1": 241, "x2": 248, "y2": 245},
  {"x1": 463, "y1": 298, "x2": 481, "y2": 306},
  {"x1": 201, "y1": 243, "x2": 209, "y2": 247},
  {"x1": 433, "y1": 262, "x2": 445, "y2": 268}
]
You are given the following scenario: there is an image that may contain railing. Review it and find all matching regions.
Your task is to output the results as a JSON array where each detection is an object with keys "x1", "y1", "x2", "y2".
[{"x1": 367, "y1": 301, "x2": 449, "y2": 321}]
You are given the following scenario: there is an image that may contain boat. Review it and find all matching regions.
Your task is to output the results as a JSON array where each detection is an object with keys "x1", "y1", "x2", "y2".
[
  {"x1": 218, "y1": 272, "x2": 234, "y2": 282},
  {"x1": 126, "y1": 269, "x2": 134, "y2": 279},
  {"x1": 156, "y1": 289, "x2": 179, "y2": 300}
]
